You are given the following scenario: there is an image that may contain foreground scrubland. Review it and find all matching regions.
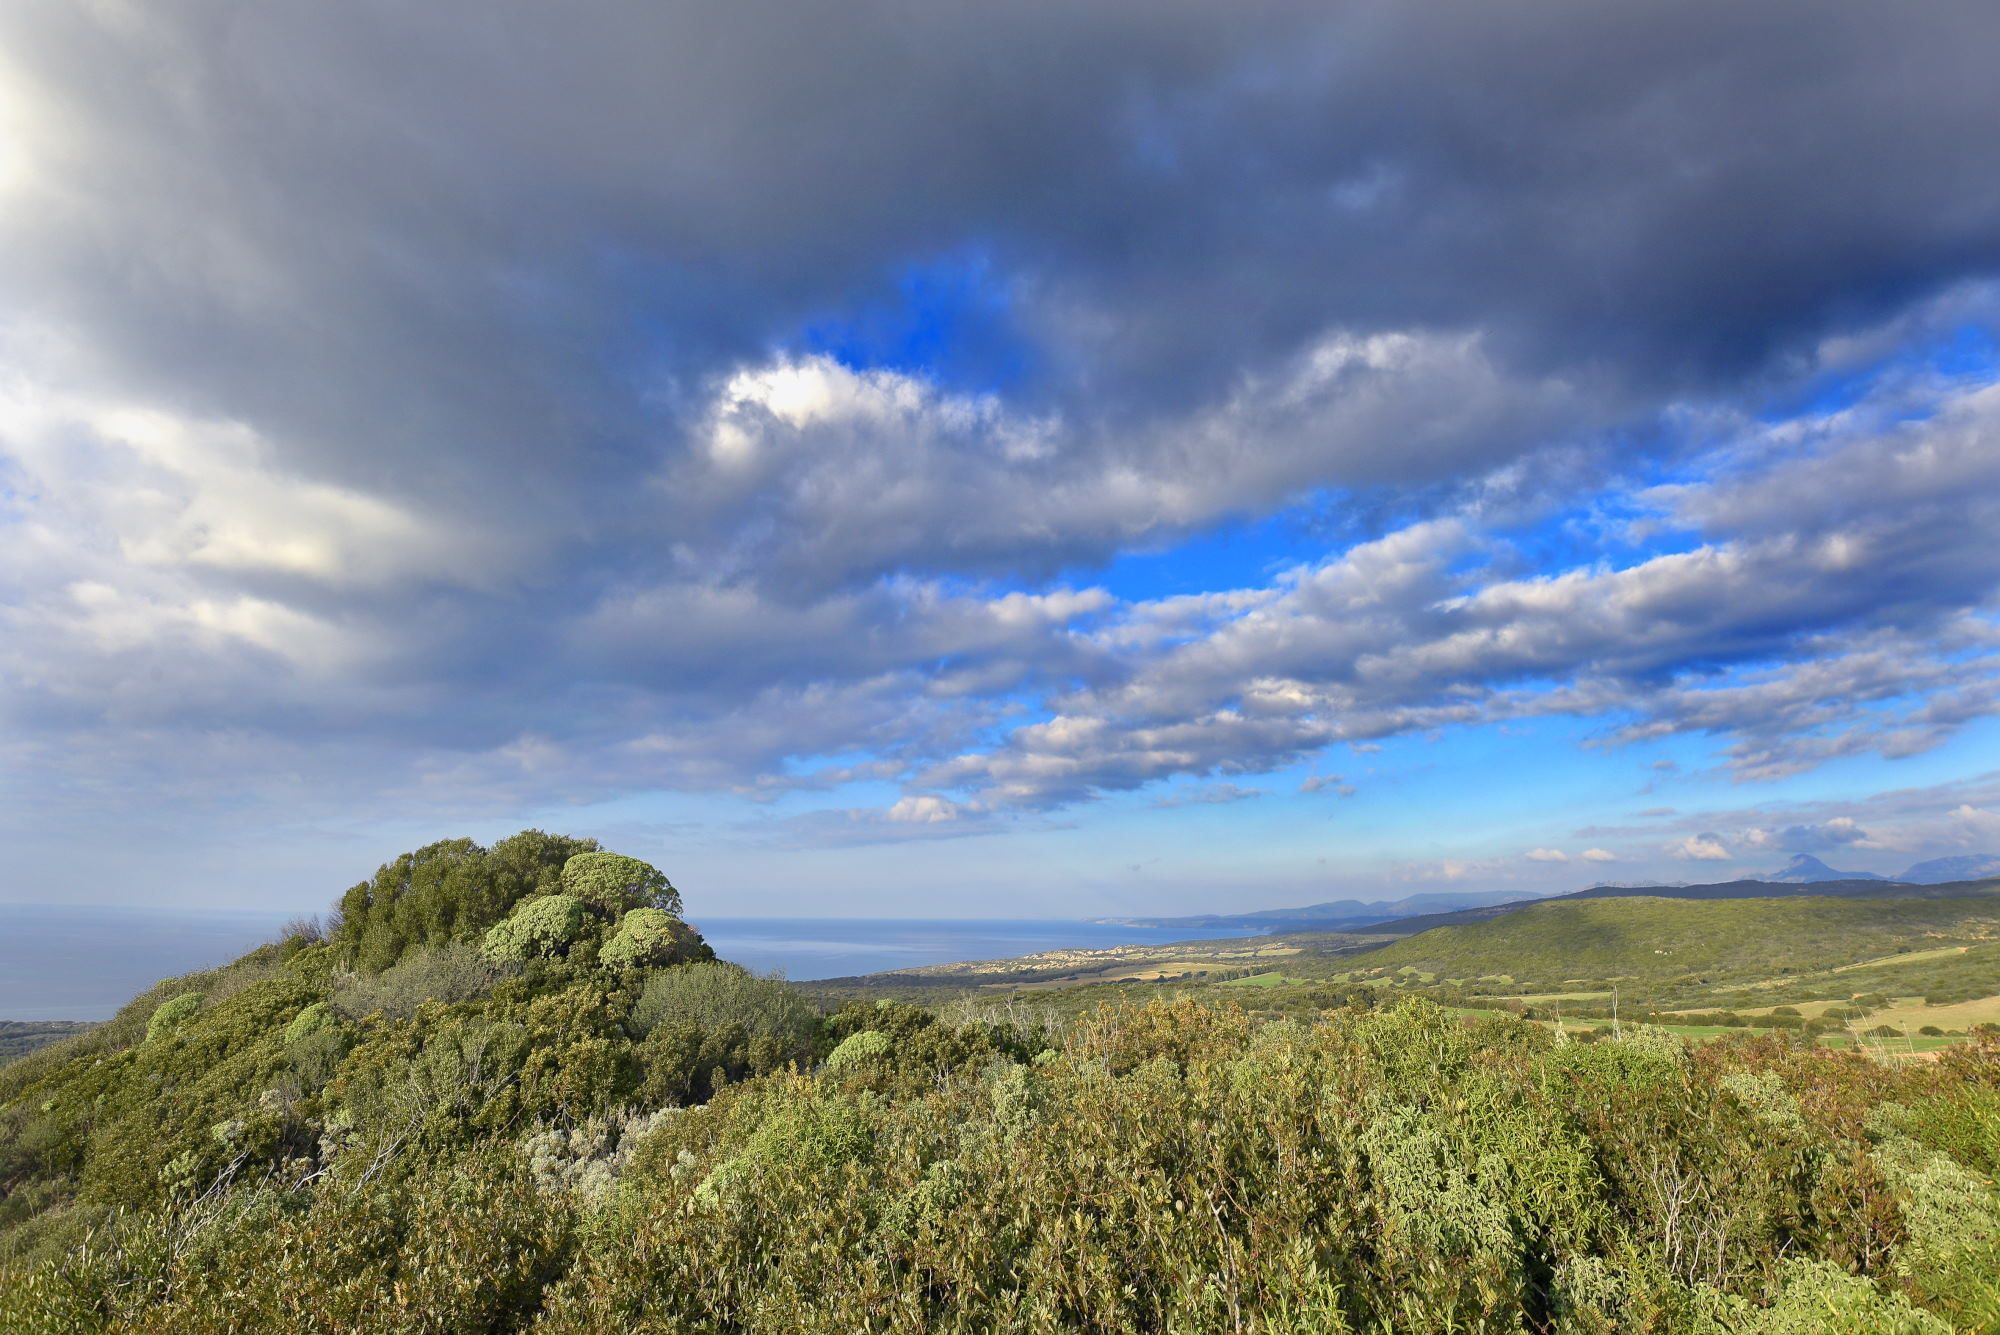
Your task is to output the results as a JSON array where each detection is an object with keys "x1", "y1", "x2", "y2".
[{"x1": 3, "y1": 834, "x2": 1997, "y2": 1333}]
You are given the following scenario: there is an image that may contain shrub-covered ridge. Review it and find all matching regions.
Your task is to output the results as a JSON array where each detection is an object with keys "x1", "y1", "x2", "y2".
[{"x1": 1, "y1": 834, "x2": 1996, "y2": 1333}]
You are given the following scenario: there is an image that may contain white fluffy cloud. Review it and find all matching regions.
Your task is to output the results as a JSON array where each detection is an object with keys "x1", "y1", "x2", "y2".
[
  {"x1": 1668, "y1": 834, "x2": 1732, "y2": 862},
  {"x1": 886, "y1": 794, "x2": 961, "y2": 824},
  {"x1": 666, "y1": 334, "x2": 1582, "y2": 593},
  {"x1": 909, "y1": 375, "x2": 2000, "y2": 809}
]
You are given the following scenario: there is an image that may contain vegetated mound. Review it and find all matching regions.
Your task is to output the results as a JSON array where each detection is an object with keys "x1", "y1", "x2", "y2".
[
  {"x1": 1105, "y1": 874, "x2": 2000, "y2": 943},
  {"x1": 1565, "y1": 875, "x2": 2000, "y2": 904},
  {"x1": 1358, "y1": 892, "x2": 2000, "y2": 989},
  {"x1": 3, "y1": 835, "x2": 1998, "y2": 1333},
  {"x1": 0, "y1": 835, "x2": 745, "y2": 1260},
  {"x1": 1349, "y1": 874, "x2": 2000, "y2": 944}
]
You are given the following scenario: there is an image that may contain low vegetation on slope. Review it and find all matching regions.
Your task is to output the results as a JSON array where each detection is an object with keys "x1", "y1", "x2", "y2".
[
  {"x1": 1358, "y1": 892, "x2": 2000, "y2": 993},
  {"x1": 2, "y1": 835, "x2": 1998, "y2": 1332}
]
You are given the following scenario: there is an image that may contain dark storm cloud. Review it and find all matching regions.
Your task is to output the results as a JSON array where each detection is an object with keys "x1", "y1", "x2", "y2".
[
  {"x1": 7, "y1": 1, "x2": 2000, "y2": 567},
  {"x1": 4, "y1": 0, "x2": 2000, "y2": 849}
]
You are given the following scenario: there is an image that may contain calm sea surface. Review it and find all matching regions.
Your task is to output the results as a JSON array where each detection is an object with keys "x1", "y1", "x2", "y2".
[
  {"x1": 692, "y1": 918, "x2": 1258, "y2": 981},
  {"x1": 0, "y1": 906, "x2": 1254, "y2": 1021}
]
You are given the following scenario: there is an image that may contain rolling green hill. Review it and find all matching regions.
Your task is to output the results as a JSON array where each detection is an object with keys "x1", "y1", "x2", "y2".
[{"x1": 1352, "y1": 891, "x2": 2000, "y2": 993}]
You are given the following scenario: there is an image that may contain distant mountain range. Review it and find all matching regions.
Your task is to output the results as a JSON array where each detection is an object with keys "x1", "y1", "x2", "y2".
[
  {"x1": 1892, "y1": 853, "x2": 2000, "y2": 883},
  {"x1": 1115, "y1": 852, "x2": 2000, "y2": 934},
  {"x1": 1763, "y1": 852, "x2": 2000, "y2": 884},
  {"x1": 1103, "y1": 889, "x2": 1542, "y2": 933},
  {"x1": 1762, "y1": 854, "x2": 1887, "y2": 883}
]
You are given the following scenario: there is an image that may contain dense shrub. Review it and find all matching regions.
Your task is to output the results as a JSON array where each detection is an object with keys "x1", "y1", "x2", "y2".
[
  {"x1": 10, "y1": 992, "x2": 2000, "y2": 1331},
  {"x1": 330, "y1": 941, "x2": 501, "y2": 1019},
  {"x1": 482, "y1": 894, "x2": 589, "y2": 963},
  {"x1": 561, "y1": 852, "x2": 680, "y2": 916},
  {"x1": 597, "y1": 908, "x2": 702, "y2": 970},
  {"x1": 282, "y1": 1001, "x2": 334, "y2": 1045},
  {"x1": 144, "y1": 993, "x2": 201, "y2": 1042},
  {"x1": 331, "y1": 831, "x2": 599, "y2": 973},
  {"x1": 631, "y1": 962, "x2": 819, "y2": 1055},
  {"x1": 823, "y1": 1028, "x2": 891, "y2": 1071}
]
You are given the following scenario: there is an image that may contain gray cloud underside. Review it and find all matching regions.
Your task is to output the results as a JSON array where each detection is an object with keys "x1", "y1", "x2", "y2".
[{"x1": 3, "y1": 1, "x2": 2000, "y2": 833}]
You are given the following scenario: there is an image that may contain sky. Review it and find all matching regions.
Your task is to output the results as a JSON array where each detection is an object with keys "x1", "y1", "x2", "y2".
[{"x1": 4, "y1": 1, "x2": 2000, "y2": 919}]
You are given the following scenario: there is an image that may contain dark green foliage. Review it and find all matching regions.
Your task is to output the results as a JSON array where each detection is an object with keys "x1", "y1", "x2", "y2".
[
  {"x1": 561, "y1": 851, "x2": 681, "y2": 916},
  {"x1": 330, "y1": 831, "x2": 601, "y2": 973}
]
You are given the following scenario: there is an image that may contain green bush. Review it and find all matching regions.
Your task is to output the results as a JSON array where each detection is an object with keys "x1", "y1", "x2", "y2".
[
  {"x1": 331, "y1": 831, "x2": 599, "y2": 973},
  {"x1": 282, "y1": 1001, "x2": 334, "y2": 1045},
  {"x1": 1702, "y1": 1257, "x2": 1950, "y2": 1333},
  {"x1": 331, "y1": 941, "x2": 500, "y2": 1019},
  {"x1": 823, "y1": 1029, "x2": 891, "y2": 1072},
  {"x1": 482, "y1": 895, "x2": 588, "y2": 963},
  {"x1": 597, "y1": 908, "x2": 695, "y2": 970},
  {"x1": 561, "y1": 852, "x2": 679, "y2": 916},
  {"x1": 145, "y1": 993, "x2": 201, "y2": 1042},
  {"x1": 630, "y1": 962, "x2": 819, "y2": 1053}
]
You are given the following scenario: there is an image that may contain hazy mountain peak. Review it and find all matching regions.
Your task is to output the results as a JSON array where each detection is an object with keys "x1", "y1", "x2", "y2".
[
  {"x1": 1898, "y1": 853, "x2": 2000, "y2": 884},
  {"x1": 1765, "y1": 853, "x2": 1888, "y2": 883}
]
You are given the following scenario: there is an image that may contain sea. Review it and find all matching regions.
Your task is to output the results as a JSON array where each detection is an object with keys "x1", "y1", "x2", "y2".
[{"x1": 0, "y1": 906, "x2": 1256, "y2": 1021}]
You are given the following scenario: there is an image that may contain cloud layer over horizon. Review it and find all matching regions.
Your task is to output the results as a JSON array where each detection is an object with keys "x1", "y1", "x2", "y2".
[{"x1": 4, "y1": 0, "x2": 2000, "y2": 912}]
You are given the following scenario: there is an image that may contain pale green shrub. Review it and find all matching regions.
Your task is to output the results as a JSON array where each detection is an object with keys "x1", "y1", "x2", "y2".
[
  {"x1": 1871, "y1": 1132, "x2": 2000, "y2": 1311},
  {"x1": 598, "y1": 908, "x2": 689, "y2": 969},
  {"x1": 1699, "y1": 1257, "x2": 1949, "y2": 1334},
  {"x1": 482, "y1": 894, "x2": 587, "y2": 963},
  {"x1": 333, "y1": 941, "x2": 499, "y2": 1019},
  {"x1": 145, "y1": 993, "x2": 201, "y2": 1042},
  {"x1": 824, "y1": 1029, "x2": 891, "y2": 1072},
  {"x1": 282, "y1": 1001, "x2": 334, "y2": 1045},
  {"x1": 630, "y1": 961, "x2": 819, "y2": 1051},
  {"x1": 1720, "y1": 1070, "x2": 1809, "y2": 1137}
]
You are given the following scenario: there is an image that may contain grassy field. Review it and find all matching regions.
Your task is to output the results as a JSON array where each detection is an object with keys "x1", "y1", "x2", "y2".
[
  {"x1": 1868, "y1": 993, "x2": 2000, "y2": 1032},
  {"x1": 1831, "y1": 942, "x2": 1974, "y2": 973}
]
